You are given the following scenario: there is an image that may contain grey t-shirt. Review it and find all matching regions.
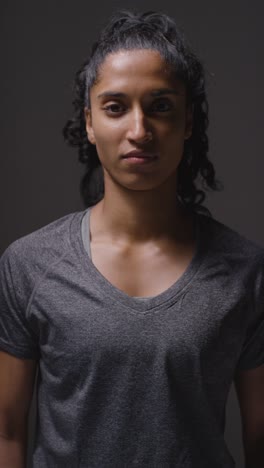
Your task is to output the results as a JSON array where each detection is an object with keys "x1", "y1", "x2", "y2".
[{"x1": 0, "y1": 207, "x2": 264, "y2": 467}]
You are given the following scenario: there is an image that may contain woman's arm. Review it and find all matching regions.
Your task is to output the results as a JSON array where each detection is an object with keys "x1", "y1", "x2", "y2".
[
  {"x1": 234, "y1": 364, "x2": 264, "y2": 468},
  {"x1": 0, "y1": 350, "x2": 37, "y2": 468}
]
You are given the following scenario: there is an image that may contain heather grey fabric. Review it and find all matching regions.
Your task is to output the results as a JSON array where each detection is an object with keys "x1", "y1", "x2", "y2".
[{"x1": 1, "y1": 207, "x2": 264, "y2": 467}]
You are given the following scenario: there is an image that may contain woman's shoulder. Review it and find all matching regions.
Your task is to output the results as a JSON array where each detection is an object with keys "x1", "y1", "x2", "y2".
[
  {"x1": 0, "y1": 209, "x2": 85, "y2": 280},
  {"x1": 197, "y1": 212, "x2": 264, "y2": 266}
]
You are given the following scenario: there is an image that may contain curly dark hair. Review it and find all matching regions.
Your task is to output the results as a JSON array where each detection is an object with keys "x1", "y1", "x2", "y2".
[{"x1": 63, "y1": 9, "x2": 223, "y2": 216}]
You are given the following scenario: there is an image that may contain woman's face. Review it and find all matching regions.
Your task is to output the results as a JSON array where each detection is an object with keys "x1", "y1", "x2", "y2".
[{"x1": 85, "y1": 49, "x2": 192, "y2": 191}]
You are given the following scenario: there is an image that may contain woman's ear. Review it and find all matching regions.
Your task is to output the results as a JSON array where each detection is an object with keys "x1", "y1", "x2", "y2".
[
  {"x1": 184, "y1": 105, "x2": 193, "y2": 140},
  {"x1": 84, "y1": 107, "x2": 96, "y2": 145}
]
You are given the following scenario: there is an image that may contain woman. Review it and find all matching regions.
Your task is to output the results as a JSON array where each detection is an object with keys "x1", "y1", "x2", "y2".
[{"x1": 0, "y1": 10, "x2": 263, "y2": 468}]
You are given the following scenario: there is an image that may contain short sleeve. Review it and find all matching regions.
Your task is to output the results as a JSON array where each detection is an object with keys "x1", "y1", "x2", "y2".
[
  {"x1": 0, "y1": 243, "x2": 40, "y2": 359},
  {"x1": 236, "y1": 257, "x2": 264, "y2": 371}
]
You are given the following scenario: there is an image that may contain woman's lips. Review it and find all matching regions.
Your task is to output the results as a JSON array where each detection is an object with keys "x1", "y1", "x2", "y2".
[
  {"x1": 121, "y1": 155, "x2": 158, "y2": 166},
  {"x1": 121, "y1": 151, "x2": 159, "y2": 165}
]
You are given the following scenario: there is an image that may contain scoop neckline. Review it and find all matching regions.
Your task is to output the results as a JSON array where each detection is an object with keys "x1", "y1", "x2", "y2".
[{"x1": 70, "y1": 206, "x2": 210, "y2": 313}]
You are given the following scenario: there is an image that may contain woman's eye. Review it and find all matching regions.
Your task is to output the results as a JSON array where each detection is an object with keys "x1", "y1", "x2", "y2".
[
  {"x1": 103, "y1": 103, "x2": 125, "y2": 114},
  {"x1": 151, "y1": 100, "x2": 173, "y2": 112}
]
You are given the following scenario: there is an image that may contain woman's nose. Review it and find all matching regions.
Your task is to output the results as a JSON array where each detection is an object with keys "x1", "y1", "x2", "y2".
[{"x1": 126, "y1": 109, "x2": 153, "y2": 144}]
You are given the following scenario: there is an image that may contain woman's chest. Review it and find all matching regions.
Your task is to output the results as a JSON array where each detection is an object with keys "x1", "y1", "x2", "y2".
[
  {"x1": 30, "y1": 265, "x2": 248, "y2": 385},
  {"x1": 89, "y1": 239, "x2": 195, "y2": 297}
]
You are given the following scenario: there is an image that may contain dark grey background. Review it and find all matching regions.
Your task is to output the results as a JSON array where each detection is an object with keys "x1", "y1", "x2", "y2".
[{"x1": 1, "y1": 1, "x2": 263, "y2": 467}]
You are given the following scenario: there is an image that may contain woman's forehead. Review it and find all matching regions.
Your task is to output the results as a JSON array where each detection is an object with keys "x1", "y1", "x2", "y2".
[{"x1": 93, "y1": 49, "x2": 185, "y2": 93}]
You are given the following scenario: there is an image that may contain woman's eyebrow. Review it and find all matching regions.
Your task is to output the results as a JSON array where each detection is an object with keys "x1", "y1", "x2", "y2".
[
  {"x1": 97, "y1": 92, "x2": 126, "y2": 99},
  {"x1": 97, "y1": 88, "x2": 184, "y2": 99},
  {"x1": 151, "y1": 88, "x2": 184, "y2": 96}
]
